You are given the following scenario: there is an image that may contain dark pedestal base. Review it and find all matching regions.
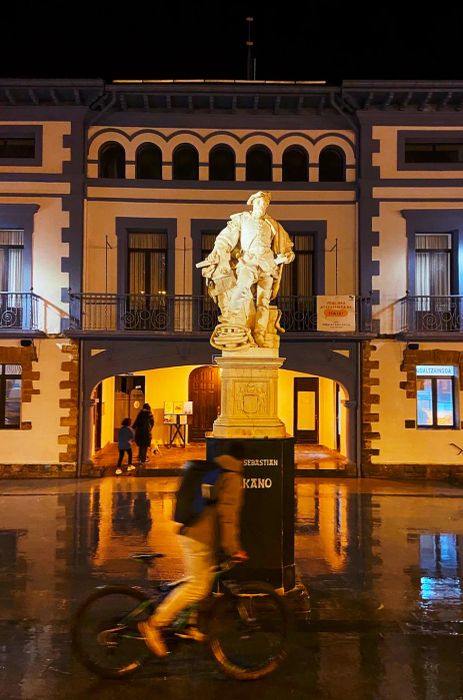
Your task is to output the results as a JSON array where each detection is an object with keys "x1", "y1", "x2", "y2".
[{"x1": 207, "y1": 436, "x2": 295, "y2": 591}]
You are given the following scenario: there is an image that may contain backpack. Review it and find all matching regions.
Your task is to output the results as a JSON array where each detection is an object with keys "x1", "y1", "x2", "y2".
[{"x1": 174, "y1": 460, "x2": 224, "y2": 526}]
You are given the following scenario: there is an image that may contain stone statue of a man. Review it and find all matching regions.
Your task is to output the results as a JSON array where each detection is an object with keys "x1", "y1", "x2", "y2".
[{"x1": 197, "y1": 191, "x2": 294, "y2": 350}]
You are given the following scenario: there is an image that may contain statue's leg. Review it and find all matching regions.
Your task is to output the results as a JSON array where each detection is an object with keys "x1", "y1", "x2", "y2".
[
  {"x1": 225, "y1": 266, "x2": 256, "y2": 328},
  {"x1": 254, "y1": 275, "x2": 273, "y2": 345}
]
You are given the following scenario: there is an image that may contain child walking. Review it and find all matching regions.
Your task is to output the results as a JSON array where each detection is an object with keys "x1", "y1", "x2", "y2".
[{"x1": 116, "y1": 417, "x2": 136, "y2": 475}]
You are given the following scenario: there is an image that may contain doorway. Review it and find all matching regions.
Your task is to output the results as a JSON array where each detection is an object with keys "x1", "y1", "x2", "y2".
[
  {"x1": 294, "y1": 377, "x2": 319, "y2": 442},
  {"x1": 113, "y1": 375, "x2": 145, "y2": 441},
  {"x1": 188, "y1": 366, "x2": 220, "y2": 441}
]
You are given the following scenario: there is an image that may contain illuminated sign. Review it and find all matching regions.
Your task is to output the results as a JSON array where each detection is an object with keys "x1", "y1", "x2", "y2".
[{"x1": 416, "y1": 365, "x2": 456, "y2": 376}]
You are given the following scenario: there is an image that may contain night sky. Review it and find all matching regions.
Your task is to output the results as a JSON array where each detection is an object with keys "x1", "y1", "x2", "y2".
[{"x1": 2, "y1": 3, "x2": 461, "y2": 84}]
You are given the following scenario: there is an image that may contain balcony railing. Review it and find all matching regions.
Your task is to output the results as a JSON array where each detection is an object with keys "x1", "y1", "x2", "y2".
[
  {"x1": 68, "y1": 293, "x2": 372, "y2": 335},
  {"x1": 0, "y1": 292, "x2": 41, "y2": 331},
  {"x1": 396, "y1": 295, "x2": 463, "y2": 333}
]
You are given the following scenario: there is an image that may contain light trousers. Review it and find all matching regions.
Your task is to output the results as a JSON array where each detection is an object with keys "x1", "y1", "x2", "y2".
[{"x1": 152, "y1": 536, "x2": 216, "y2": 628}]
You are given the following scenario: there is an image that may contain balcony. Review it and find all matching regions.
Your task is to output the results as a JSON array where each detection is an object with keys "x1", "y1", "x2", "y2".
[
  {"x1": 67, "y1": 293, "x2": 372, "y2": 337},
  {"x1": 395, "y1": 295, "x2": 463, "y2": 336},
  {"x1": 0, "y1": 292, "x2": 47, "y2": 335}
]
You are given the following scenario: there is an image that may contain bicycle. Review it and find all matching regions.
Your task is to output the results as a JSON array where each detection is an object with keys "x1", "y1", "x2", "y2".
[{"x1": 72, "y1": 552, "x2": 288, "y2": 681}]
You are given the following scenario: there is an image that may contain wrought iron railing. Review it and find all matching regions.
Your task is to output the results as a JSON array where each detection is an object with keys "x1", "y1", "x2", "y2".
[
  {"x1": 396, "y1": 295, "x2": 463, "y2": 333},
  {"x1": 69, "y1": 293, "x2": 219, "y2": 332},
  {"x1": 68, "y1": 293, "x2": 372, "y2": 334},
  {"x1": 0, "y1": 292, "x2": 41, "y2": 331}
]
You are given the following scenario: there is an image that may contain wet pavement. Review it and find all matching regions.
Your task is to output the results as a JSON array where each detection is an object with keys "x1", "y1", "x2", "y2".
[
  {"x1": 1, "y1": 476, "x2": 463, "y2": 699},
  {"x1": 92, "y1": 441, "x2": 351, "y2": 476}
]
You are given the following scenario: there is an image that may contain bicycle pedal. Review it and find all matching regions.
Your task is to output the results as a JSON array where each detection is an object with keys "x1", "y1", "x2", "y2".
[{"x1": 175, "y1": 627, "x2": 207, "y2": 642}]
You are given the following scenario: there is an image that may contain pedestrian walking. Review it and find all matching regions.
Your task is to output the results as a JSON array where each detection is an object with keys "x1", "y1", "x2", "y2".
[
  {"x1": 132, "y1": 403, "x2": 155, "y2": 464},
  {"x1": 115, "y1": 417, "x2": 136, "y2": 475}
]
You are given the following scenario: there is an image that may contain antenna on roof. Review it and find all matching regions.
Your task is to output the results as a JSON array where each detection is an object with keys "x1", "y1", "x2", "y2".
[{"x1": 246, "y1": 17, "x2": 255, "y2": 80}]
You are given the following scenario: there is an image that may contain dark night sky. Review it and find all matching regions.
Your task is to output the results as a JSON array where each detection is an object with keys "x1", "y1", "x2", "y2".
[{"x1": 2, "y1": 3, "x2": 461, "y2": 85}]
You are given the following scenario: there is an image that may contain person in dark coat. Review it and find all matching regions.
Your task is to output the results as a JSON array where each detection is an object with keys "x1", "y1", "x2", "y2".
[{"x1": 132, "y1": 403, "x2": 155, "y2": 464}]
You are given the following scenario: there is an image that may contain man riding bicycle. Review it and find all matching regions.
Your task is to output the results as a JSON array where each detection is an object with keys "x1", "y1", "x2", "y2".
[{"x1": 139, "y1": 442, "x2": 248, "y2": 656}]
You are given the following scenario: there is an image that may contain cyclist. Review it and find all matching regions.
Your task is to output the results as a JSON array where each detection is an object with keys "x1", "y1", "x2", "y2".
[{"x1": 139, "y1": 442, "x2": 248, "y2": 656}]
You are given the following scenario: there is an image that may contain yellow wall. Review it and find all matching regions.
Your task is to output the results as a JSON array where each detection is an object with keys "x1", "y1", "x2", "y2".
[
  {"x1": 85, "y1": 197, "x2": 357, "y2": 298},
  {"x1": 0, "y1": 121, "x2": 71, "y2": 174},
  {"x1": 99, "y1": 366, "x2": 342, "y2": 452},
  {"x1": 101, "y1": 375, "x2": 115, "y2": 447},
  {"x1": 373, "y1": 339, "x2": 463, "y2": 464},
  {"x1": 371, "y1": 201, "x2": 463, "y2": 335},
  {"x1": 0, "y1": 340, "x2": 73, "y2": 464}
]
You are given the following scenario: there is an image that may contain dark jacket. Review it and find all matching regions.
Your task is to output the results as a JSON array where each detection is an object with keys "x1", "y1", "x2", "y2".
[
  {"x1": 181, "y1": 454, "x2": 243, "y2": 555},
  {"x1": 132, "y1": 409, "x2": 154, "y2": 447},
  {"x1": 118, "y1": 425, "x2": 135, "y2": 450}
]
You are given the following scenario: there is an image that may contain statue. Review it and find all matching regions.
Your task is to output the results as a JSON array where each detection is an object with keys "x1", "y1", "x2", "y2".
[{"x1": 196, "y1": 191, "x2": 294, "y2": 351}]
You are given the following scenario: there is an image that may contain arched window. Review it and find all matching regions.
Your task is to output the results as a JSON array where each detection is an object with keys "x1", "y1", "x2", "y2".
[
  {"x1": 246, "y1": 146, "x2": 272, "y2": 181},
  {"x1": 209, "y1": 145, "x2": 235, "y2": 181},
  {"x1": 98, "y1": 142, "x2": 125, "y2": 178},
  {"x1": 173, "y1": 144, "x2": 199, "y2": 180},
  {"x1": 135, "y1": 143, "x2": 162, "y2": 179},
  {"x1": 282, "y1": 146, "x2": 308, "y2": 182},
  {"x1": 319, "y1": 146, "x2": 346, "y2": 182}
]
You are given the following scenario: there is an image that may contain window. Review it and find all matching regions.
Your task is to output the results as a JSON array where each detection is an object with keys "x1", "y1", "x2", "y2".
[
  {"x1": 128, "y1": 232, "x2": 167, "y2": 295},
  {"x1": 279, "y1": 234, "x2": 315, "y2": 331},
  {"x1": 279, "y1": 234, "x2": 314, "y2": 297},
  {"x1": 0, "y1": 138, "x2": 35, "y2": 159},
  {"x1": 416, "y1": 366, "x2": 457, "y2": 428},
  {"x1": 319, "y1": 146, "x2": 345, "y2": 182},
  {"x1": 209, "y1": 146, "x2": 235, "y2": 181},
  {"x1": 0, "y1": 364, "x2": 21, "y2": 429},
  {"x1": 245, "y1": 146, "x2": 272, "y2": 181},
  {"x1": 99, "y1": 142, "x2": 125, "y2": 178},
  {"x1": 0, "y1": 230, "x2": 23, "y2": 291},
  {"x1": 135, "y1": 144, "x2": 162, "y2": 179},
  {"x1": 415, "y1": 234, "x2": 452, "y2": 296},
  {"x1": 405, "y1": 142, "x2": 463, "y2": 164},
  {"x1": 0, "y1": 230, "x2": 23, "y2": 328},
  {"x1": 127, "y1": 232, "x2": 168, "y2": 330},
  {"x1": 196, "y1": 232, "x2": 219, "y2": 330},
  {"x1": 282, "y1": 147, "x2": 308, "y2": 182},
  {"x1": 414, "y1": 233, "x2": 456, "y2": 331},
  {"x1": 173, "y1": 145, "x2": 199, "y2": 180}
]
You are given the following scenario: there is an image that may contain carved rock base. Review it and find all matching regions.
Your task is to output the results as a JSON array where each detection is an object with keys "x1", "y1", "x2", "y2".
[{"x1": 213, "y1": 348, "x2": 286, "y2": 438}]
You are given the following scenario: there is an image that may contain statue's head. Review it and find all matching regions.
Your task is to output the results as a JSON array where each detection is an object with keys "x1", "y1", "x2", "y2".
[{"x1": 247, "y1": 191, "x2": 271, "y2": 208}]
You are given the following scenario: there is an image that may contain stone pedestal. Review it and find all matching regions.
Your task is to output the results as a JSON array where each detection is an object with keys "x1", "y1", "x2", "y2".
[
  {"x1": 209, "y1": 346, "x2": 295, "y2": 591},
  {"x1": 207, "y1": 436, "x2": 295, "y2": 591},
  {"x1": 213, "y1": 348, "x2": 286, "y2": 438}
]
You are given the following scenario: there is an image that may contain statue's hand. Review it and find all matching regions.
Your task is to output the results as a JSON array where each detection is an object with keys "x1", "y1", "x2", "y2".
[
  {"x1": 275, "y1": 252, "x2": 290, "y2": 265},
  {"x1": 206, "y1": 249, "x2": 221, "y2": 264}
]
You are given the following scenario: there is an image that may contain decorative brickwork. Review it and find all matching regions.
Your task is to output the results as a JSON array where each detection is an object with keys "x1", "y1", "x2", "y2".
[
  {"x1": 401, "y1": 348, "x2": 463, "y2": 397},
  {"x1": 58, "y1": 342, "x2": 79, "y2": 464},
  {"x1": 361, "y1": 341, "x2": 381, "y2": 468},
  {"x1": 0, "y1": 345, "x2": 39, "y2": 428},
  {"x1": 364, "y1": 347, "x2": 463, "y2": 482}
]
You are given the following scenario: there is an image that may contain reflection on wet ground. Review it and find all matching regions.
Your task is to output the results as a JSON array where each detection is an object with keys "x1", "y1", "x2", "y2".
[{"x1": 1, "y1": 477, "x2": 463, "y2": 699}]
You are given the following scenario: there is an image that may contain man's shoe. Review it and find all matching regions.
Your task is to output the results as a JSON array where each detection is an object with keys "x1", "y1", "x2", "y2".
[
  {"x1": 138, "y1": 621, "x2": 169, "y2": 657},
  {"x1": 176, "y1": 625, "x2": 207, "y2": 642},
  {"x1": 127, "y1": 465, "x2": 136, "y2": 473},
  {"x1": 115, "y1": 468, "x2": 123, "y2": 475}
]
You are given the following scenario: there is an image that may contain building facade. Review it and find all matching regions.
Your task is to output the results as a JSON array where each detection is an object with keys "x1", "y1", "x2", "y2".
[{"x1": 1, "y1": 78, "x2": 462, "y2": 480}]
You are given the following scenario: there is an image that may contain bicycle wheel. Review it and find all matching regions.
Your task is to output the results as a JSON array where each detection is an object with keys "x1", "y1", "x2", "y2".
[
  {"x1": 208, "y1": 581, "x2": 288, "y2": 680},
  {"x1": 72, "y1": 585, "x2": 152, "y2": 679}
]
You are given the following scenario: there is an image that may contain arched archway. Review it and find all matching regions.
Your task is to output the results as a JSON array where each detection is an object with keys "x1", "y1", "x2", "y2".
[
  {"x1": 98, "y1": 142, "x2": 125, "y2": 178},
  {"x1": 282, "y1": 146, "x2": 308, "y2": 182},
  {"x1": 135, "y1": 143, "x2": 162, "y2": 179},
  {"x1": 172, "y1": 144, "x2": 199, "y2": 180},
  {"x1": 209, "y1": 145, "x2": 235, "y2": 181},
  {"x1": 245, "y1": 146, "x2": 272, "y2": 181},
  {"x1": 319, "y1": 146, "x2": 346, "y2": 182}
]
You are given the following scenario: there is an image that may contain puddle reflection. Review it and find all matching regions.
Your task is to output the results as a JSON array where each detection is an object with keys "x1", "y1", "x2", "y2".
[{"x1": 1, "y1": 478, "x2": 463, "y2": 699}]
